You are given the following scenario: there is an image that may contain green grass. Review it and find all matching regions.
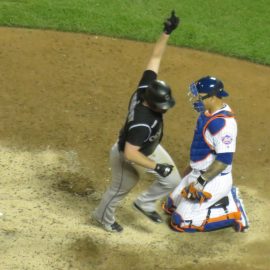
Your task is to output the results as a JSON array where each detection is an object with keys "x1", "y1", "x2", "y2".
[{"x1": 0, "y1": 0, "x2": 270, "y2": 65}]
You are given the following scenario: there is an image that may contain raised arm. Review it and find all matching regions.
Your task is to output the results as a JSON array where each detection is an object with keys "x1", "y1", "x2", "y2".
[
  {"x1": 146, "y1": 33, "x2": 170, "y2": 73},
  {"x1": 146, "y1": 10, "x2": 180, "y2": 74}
]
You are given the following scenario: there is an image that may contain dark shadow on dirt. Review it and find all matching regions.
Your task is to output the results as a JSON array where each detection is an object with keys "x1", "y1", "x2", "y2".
[
  {"x1": 51, "y1": 172, "x2": 95, "y2": 196},
  {"x1": 67, "y1": 237, "x2": 142, "y2": 270}
]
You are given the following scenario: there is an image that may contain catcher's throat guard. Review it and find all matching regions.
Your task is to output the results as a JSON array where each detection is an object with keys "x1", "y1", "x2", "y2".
[{"x1": 189, "y1": 83, "x2": 205, "y2": 113}]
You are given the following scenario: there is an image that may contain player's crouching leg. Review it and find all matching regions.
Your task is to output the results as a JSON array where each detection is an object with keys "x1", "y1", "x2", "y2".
[
  {"x1": 170, "y1": 212, "x2": 200, "y2": 232},
  {"x1": 168, "y1": 191, "x2": 249, "y2": 233},
  {"x1": 231, "y1": 186, "x2": 249, "y2": 232},
  {"x1": 170, "y1": 209, "x2": 237, "y2": 233}
]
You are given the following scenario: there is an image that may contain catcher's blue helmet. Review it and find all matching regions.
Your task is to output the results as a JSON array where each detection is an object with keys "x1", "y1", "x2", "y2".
[
  {"x1": 195, "y1": 76, "x2": 229, "y2": 98},
  {"x1": 189, "y1": 76, "x2": 229, "y2": 112}
]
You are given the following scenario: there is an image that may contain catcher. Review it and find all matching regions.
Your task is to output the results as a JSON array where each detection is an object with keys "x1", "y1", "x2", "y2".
[{"x1": 163, "y1": 76, "x2": 249, "y2": 232}]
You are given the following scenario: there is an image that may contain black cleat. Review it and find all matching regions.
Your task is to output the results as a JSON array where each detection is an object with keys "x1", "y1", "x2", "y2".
[
  {"x1": 133, "y1": 202, "x2": 163, "y2": 223},
  {"x1": 92, "y1": 213, "x2": 123, "y2": 233},
  {"x1": 104, "y1": 221, "x2": 124, "y2": 233}
]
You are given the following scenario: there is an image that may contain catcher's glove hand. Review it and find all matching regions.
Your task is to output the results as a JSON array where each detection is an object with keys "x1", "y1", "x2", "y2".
[
  {"x1": 163, "y1": 10, "x2": 180, "y2": 34},
  {"x1": 181, "y1": 176, "x2": 212, "y2": 204}
]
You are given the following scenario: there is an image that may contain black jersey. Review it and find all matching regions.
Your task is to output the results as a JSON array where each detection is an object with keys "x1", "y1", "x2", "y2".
[{"x1": 118, "y1": 70, "x2": 163, "y2": 156}]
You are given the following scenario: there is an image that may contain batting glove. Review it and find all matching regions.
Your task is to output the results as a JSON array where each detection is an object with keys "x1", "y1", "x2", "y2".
[
  {"x1": 163, "y1": 10, "x2": 180, "y2": 34},
  {"x1": 154, "y1": 163, "x2": 174, "y2": 177}
]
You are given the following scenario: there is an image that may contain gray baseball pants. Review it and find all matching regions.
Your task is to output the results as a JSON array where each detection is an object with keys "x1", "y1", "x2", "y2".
[{"x1": 93, "y1": 143, "x2": 181, "y2": 226}]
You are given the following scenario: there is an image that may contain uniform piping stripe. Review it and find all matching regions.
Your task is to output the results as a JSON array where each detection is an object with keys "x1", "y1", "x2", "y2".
[
  {"x1": 151, "y1": 120, "x2": 158, "y2": 128},
  {"x1": 129, "y1": 123, "x2": 151, "y2": 130},
  {"x1": 100, "y1": 156, "x2": 125, "y2": 224},
  {"x1": 129, "y1": 124, "x2": 151, "y2": 142},
  {"x1": 138, "y1": 85, "x2": 148, "y2": 89}
]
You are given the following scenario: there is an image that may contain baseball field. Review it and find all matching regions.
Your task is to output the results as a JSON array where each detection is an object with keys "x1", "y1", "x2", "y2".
[{"x1": 0, "y1": 1, "x2": 270, "y2": 270}]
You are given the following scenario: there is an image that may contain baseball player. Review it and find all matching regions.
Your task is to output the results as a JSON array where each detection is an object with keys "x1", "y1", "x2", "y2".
[
  {"x1": 92, "y1": 11, "x2": 181, "y2": 232},
  {"x1": 163, "y1": 76, "x2": 249, "y2": 232}
]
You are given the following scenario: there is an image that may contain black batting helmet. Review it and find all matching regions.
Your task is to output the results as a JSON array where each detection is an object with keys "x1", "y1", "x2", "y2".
[{"x1": 143, "y1": 80, "x2": 175, "y2": 110}]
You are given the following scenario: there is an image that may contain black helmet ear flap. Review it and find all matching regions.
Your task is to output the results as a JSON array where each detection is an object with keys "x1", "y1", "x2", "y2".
[{"x1": 143, "y1": 80, "x2": 175, "y2": 110}]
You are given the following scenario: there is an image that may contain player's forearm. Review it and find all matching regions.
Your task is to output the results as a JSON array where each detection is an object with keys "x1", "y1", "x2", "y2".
[
  {"x1": 124, "y1": 148, "x2": 156, "y2": 170},
  {"x1": 146, "y1": 33, "x2": 170, "y2": 73},
  {"x1": 201, "y1": 160, "x2": 228, "y2": 182},
  {"x1": 152, "y1": 33, "x2": 170, "y2": 59}
]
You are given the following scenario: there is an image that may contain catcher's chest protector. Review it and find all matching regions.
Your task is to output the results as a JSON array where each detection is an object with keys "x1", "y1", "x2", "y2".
[{"x1": 190, "y1": 110, "x2": 234, "y2": 162}]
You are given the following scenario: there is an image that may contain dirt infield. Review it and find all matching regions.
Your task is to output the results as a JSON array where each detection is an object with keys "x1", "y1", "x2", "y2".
[{"x1": 0, "y1": 27, "x2": 269, "y2": 270}]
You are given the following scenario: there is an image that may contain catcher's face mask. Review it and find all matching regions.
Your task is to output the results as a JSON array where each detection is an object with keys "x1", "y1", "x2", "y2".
[{"x1": 188, "y1": 83, "x2": 206, "y2": 113}]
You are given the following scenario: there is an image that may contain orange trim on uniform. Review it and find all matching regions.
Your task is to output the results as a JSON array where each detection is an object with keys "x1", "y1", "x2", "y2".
[
  {"x1": 206, "y1": 211, "x2": 241, "y2": 223},
  {"x1": 204, "y1": 109, "x2": 235, "y2": 117},
  {"x1": 170, "y1": 210, "x2": 241, "y2": 232},
  {"x1": 162, "y1": 193, "x2": 175, "y2": 215},
  {"x1": 162, "y1": 202, "x2": 173, "y2": 215},
  {"x1": 170, "y1": 220, "x2": 185, "y2": 232},
  {"x1": 170, "y1": 221, "x2": 204, "y2": 232},
  {"x1": 202, "y1": 114, "x2": 235, "y2": 150}
]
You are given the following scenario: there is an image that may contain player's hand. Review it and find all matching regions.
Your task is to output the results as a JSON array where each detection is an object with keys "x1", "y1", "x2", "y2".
[
  {"x1": 181, "y1": 177, "x2": 212, "y2": 204},
  {"x1": 154, "y1": 163, "x2": 174, "y2": 177},
  {"x1": 163, "y1": 10, "x2": 180, "y2": 35}
]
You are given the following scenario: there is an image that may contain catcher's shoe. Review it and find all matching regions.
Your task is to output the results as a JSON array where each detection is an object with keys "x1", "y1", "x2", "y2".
[
  {"x1": 133, "y1": 202, "x2": 163, "y2": 223},
  {"x1": 234, "y1": 220, "x2": 248, "y2": 233},
  {"x1": 231, "y1": 186, "x2": 249, "y2": 232}
]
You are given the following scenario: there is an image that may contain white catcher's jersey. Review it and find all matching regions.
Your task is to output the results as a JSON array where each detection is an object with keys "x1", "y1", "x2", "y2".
[{"x1": 190, "y1": 104, "x2": 237, "y2": 173}]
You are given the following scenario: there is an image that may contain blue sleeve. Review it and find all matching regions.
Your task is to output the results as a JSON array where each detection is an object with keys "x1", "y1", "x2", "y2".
[
  {"x1": 208, "y1": 118, "x2": 225, "y2": 135},
  {"x1": 216, "y1": 152, "x2": 233, "y2": 165}
]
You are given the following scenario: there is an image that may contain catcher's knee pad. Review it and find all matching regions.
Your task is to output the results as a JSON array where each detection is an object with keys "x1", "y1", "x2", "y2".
[
  {"x1": 203, "y1": 216, "x2": 236, "y2": 231},
  {"x1": 162, "y1": 195, "x2": 176, "y2": 215},
  {"x1": 171, "y1": 212, "x2": 239, "y2": 233},
  {"x1": 203, "y1": 188, "x2": 250, "y2": 232},
  {"x1": 202, "y1": 193, "x2": 243, "y2": 232}
]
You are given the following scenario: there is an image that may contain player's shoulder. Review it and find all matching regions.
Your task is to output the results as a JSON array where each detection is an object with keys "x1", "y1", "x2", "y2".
[
  {"x1": 132, "y1": 105, "x2": 156, "y2": 124},
  {"x1": 207, "y1": 105, "x2": 235, "y2": 135},
  {"x1": 207, "y1": 118, "x2": 226, "y2": 135}
]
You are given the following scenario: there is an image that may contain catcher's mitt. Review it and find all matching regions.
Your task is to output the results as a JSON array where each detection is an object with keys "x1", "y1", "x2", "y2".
[{"x1": 181, "y1": 182, "x2": 212, "y2": 204}]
